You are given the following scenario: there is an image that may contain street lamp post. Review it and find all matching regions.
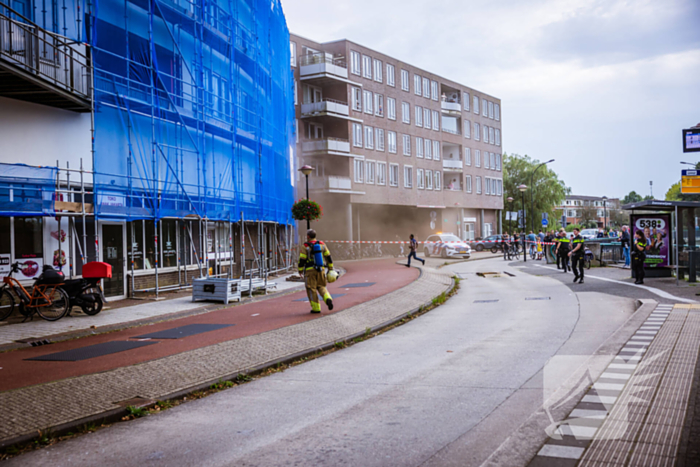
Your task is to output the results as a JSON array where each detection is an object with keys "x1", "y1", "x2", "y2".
[
  {"x1": 298, "y1": 165, "x2": 314, "y2": 230},
  {"x1": 518, "y1": 184, "x2": 527, "y2": 262},
  {"x1": 506, "y1": 197, "x2": 514, "y2": 232},
  {"x1": 602, "y1": 196, "x2": 608, "y2": 231},
  {"x1": 530, "y1": 159, "x2": 555, "y2": 232}
]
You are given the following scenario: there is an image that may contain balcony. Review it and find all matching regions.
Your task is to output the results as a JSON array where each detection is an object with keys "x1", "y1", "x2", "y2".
[
  {"x1": 0, "y1": 4, "x2": 91, "y2": 112},
  {"x1": 300, "y1": 52, "x2": 354, "y2": 85},
  {"x1": 309, "y1": 175, "x2": 355, "y2": 193},
  {"x1": 440, "y1": 100, "x2": 461, "y2": 115},
  {"x1": 442, "y1": 160, "x2": 463, "y2": 172},
  {"x1": 301, "y1": 138, "x2": 351, "y2": 157},
  {"x1": 301, "y1": 98, "x2": 349, "y2": 119}
]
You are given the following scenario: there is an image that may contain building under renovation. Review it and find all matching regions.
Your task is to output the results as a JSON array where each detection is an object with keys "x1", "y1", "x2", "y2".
[{"x1": 0, "y1": 0, "x2": 296, "y2": 299}]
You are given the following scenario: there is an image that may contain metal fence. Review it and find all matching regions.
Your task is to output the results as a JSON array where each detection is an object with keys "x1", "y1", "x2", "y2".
[{"x1": 600, "y1": 242, "x2": 625, "y2": 264}]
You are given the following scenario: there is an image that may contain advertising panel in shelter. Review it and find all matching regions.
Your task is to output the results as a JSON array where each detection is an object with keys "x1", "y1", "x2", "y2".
[{"x1": 631, "y1": 214, "x2": 670, "y2": 269}]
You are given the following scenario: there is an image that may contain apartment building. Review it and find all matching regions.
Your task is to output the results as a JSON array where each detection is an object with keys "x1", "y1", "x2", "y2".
[
  {"x1": 290, "y1": 34, "x2": 504, "y2": 242},
  {"x1": 556, "y1": 195, "x2": 621, "y2": 228}
]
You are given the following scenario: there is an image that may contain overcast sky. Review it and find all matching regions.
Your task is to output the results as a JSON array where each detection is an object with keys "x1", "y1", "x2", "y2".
[{"x1": 282, "y1": 0, "x2": 700, "y2": 200}]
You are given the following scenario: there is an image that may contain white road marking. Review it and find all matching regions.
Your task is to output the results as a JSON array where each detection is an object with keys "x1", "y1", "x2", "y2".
[
  {"x1": 570, "y1": 408, "x2": 609, "y2": 419},
  {"x1": 251, "y1": 314, "x2": 260, "y2": 317},
  {"x1": 594, "y1": 382, "x2": 625, "y2": 391},
  {"x1": 538, "y1": 444, "x2": 585, "y2": 459},
  {"x1": 608, "y1": 363, "x2": 637, "y2": 370},
  {"x1": 601, "y1": 372, "x2": 631, "y2": 380},
  {"x1": 583, "y1": 394, "x2": 618, "y2": 404}
]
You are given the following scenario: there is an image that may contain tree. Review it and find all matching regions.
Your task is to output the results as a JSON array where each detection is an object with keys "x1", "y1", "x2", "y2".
[
  {"x1": 622, "y1": 191, "x2": 643, "y2": 205},
  {"x1": 579, "y1": 204, "x2": 598, "y2": 228},
  {"x1": 501, "y1": 153, "x2": 569, "y2": 232},
  {"x1": 610, "y1": 209, "x2": 629, "y2": 228}
]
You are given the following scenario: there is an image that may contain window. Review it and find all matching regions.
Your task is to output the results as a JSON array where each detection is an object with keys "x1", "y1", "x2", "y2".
[
  {"x1": 363, "y1": 90, "x2": 373, "y2": 114},
  {"x1": 416, "y1": 137, "x2": 424, "y2": 158},
  {"x1": 466, "y1": 175, "x2": 472, "y2": 193},
  {"x1": 388, "y1": 131, "x2": 397, "y2": 153},
  {"x1": 435, "y1": 171, "x2": 442, "y2": 190},
  {"x1": 404, "y1": 165, "x2": 413, "y2": 188},
  {"x1": 495, "y1": 129, "x2": 501, "y2": 146},
  {"x1": 489, "y1": 127, "x2": 495, "y2": 144},
  {"x1": 422, "y1": 77, "x2": 430, "y2": 98},
  {"x1": 465, "y1": 148, "x2": 472, "y2": 166},
  {"x1": 426, "y1": 169, "x2": 433, "y2": 189},
  {"x1": 474, "y1": 122, "x2": 480, "y2": 141},
  {"x1": 389, "y1": 163, "x2": 399, "y2": 187},
  {"x1": 364, "y1": 126, "x2": 374, "y2": 149},
  {"x1": 425, "y1": 139, "x2": 432, "y2": 160},
  {"x1": 376, "y1": 128, "x2": 385, "y2": 151},
  {"x1": 490, "y1": 152, "x2": 496, "y2": 169},
  {"x1": 354, "y1": 158, "x2": 364, "y2": 183},
  {"x1": 463, "y1": 92, "x2": 470, "y2": 111},
  {"x1": 485, "y1": 177, "x2": 490, "y2": 195},
  {"x1": 377, "y1": 162, "x2": 387, "y2": 185},
  {"x1": 387, "y1": 64, "x2": 395, "y2": 87},
  {"x1": 464, "y1": 119, "x2": 471, "y2": 138},
  {"x1": 351, "y1": 87, "x2": 362, "y2": 111},
  {"x1": 496, "y1": 153, "x2": 501, "y2": 171},
  {"x1": 432, "y1": 110, "x2": 440, "y2": 131},
  {"x1": 362, "y1": 55, "x2": 372, "y2": 79},
  {"x1": 375, "y1": 94, "x2": 384, "y2": 117},
  {"x1": 431, "y1": 81, "x2": 439, "y2": 101},
  {"x1": 294, "y1": 80, "x2": 298, "y2": 105},
  {"x1": 476, "y1": 176, "x2": 482, "y2": 194},
  {"x1": 14, "y1": 217, "x2": 43, "y2": 259},
  {"x1": 387, "y1": 97, "x2": 396, "y2": 120},
  {"x1": 497, "y1": 179, "x2": 503, "y2": 196},
  {"x1": 483, "y1": 125, "x2": 489, "y2": 142},
  {"x1": 488, "y1": 101, "x2": 494, "y2": 119},
  {"x1": 473, "y1": 95, "x2": 479, "y2": 114},
  {"x1": 414, "y1": 75, "x2": 422, "y2": 96},
  {"x1": 353, "y1": 123, "x2": 363, "y2": 147},
  {"x1": 495, "y1": 104, "x2": 500, "y2": 121},
  {"x1": 484, "y1": 152, "x2": 490, "y2": 169},
  {"x1": 433, "y1": 140, "x2": 440, "y2": 160},
  {"x1": 401, "y1": 69, "x2": 409, "y2": 91},
  {"x1": 402, "y1": 134, "x2": 411, "y2": 156},
  {"x1": 475, "y1": 149, "x2": 481, "y2": 167},
  {"x1": 417, "y1": 168, "x2": 425, "y2": 189},
  {"x1": 415, "y1": 105, "x2": 423, "y2": 127},
  {"x1": 424, "y1": 108, "x2": 431, "y2": 129},
  {"x1": 373, "y1": 59, "x2": 383, "y2": 82},
  {"x1": 482, "y1": 98, "x2": 488, "y2": 116},
  {"x1": 366, "y1": 160, "x2": 376, "y2": 184},
  {"x1": 402, "y1": 102, "x2": 411, "y2": 124},
  {"x1": 350, "y1": 51, "x2": 361, "y2": 75},
  {"x1": 290, "y1": 41, "x2": 296, "y2": 67}
]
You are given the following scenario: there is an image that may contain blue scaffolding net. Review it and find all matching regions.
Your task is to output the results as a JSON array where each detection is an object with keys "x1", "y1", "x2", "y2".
[
  {"x1": 0, "y1": 163, "x2": 58, "y2": 216},
  {"x1": 88, "y1": 0, "x2": 295, "y2": 223}
]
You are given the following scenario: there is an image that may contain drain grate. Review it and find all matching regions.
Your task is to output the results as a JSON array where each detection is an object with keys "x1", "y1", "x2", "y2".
[
  {"x1": 474, "y1": 299, "x2": 499, "y2": 303},
  {"x1": 477, "y1": 272, "x2": 501, "y2": 278},
  {"x1": 503, "y1": 271, "x2": 516, "y2": 277},
  {"x1": 526, "y1": 297, "x2": 551, "y2": 301}
]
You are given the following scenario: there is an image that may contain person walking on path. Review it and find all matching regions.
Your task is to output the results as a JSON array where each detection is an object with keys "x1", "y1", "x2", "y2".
[
  {"x1": 620, "y1": 225, "x2": 631, "y2": 268},
  {"x1": 569, "y1": 227, "x2": 585, "y2": 284},
  {"x1": 298, "y1": 229, "x2": 334, "y2": 314},
  {"x1": 632, "y1": 230, "x2": 647, "y2": 284},
  {"x1": 407, "y1": 234, "x2": 425, "y2": 267}
]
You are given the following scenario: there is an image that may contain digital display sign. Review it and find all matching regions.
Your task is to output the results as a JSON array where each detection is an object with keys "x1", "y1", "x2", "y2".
[{"x1": 683, "y1": 128, "x2": 700, "y2": 153}]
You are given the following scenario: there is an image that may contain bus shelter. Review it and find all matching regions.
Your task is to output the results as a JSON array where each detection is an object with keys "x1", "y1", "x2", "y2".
[{"x1": 622, "y1": 199, "x2": 700, "y2": 283}]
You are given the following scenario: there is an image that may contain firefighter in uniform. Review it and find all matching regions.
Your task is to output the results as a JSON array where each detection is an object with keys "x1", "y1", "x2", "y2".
[
  {"x1": 569, "y1": 227, "x2": 585, "y2": 284},
  {"x1": 298, "y1": 229, "x2": 334, "y2": 314},
  {"x1": 556, "y1": 229, "x2": 571, "y2": 273}
]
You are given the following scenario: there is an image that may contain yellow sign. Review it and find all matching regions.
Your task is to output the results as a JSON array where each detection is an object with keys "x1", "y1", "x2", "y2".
[{"x1": 681, "y1": 172, "x2": 700, "y2": 194}]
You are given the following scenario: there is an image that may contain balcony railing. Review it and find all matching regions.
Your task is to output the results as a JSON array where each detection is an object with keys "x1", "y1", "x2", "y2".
[
  {"x1": 442, "y1": 160, "x2": 463, "y2": 171},
  {"x1": 300, "y1": 52, "x2": 347, "y2": 68},
  {"x1": 440, "y1": 101, "x2": 461, "y2": 113},
  {"x1": 300, "y1": 52, "x2": 348, "y2": 80},
  {"x1": 0, "y1": 4, "x2": 91, "y2": 103},
  {"x1": 301, "y1": 98, "x2": 349, "y2": 117},
  {"x1": 309, "y1": 175, "x2": 352, "y2": 191},
  {"x1": 442, "y1": 127, "x2": 460, "y2": 136},
  {"x1": 301, "y1": 137, "x2": 351, "y2": 155}
]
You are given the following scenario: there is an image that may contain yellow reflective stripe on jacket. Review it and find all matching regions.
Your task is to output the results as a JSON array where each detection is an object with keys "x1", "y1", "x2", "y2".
[{"x1": 559, "y1": 238, "x2": 570, "y2": 243}]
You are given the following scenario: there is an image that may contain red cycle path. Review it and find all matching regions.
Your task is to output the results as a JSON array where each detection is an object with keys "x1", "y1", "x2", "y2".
[{"x1": 0, "y1": 259, "x2": 418, "y2": 392}]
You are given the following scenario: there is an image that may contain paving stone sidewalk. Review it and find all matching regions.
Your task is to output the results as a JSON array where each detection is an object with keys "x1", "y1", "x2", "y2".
[
  {"x1": 0, "y1": 266, "x2": 452, "y2": 447},
  {"x1": 529, "y1": 303, "x2": 700, "y2": 466}
]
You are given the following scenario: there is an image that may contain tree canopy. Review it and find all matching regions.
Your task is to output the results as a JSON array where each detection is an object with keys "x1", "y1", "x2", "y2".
[{"x1": 502, "y1": 153, "x2": 569, "y2": 232}]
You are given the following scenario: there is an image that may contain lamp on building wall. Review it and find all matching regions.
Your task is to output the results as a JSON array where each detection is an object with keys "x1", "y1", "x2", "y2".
[
  {"x1": 299, "y1": 165, "x2": 314, "y2": 230},
  {"x1": 518, "y1": 184, "x2": 527, "y2": 262},
  {"x1": 602, "y1": 196, "x2": 608, "y2": 231}
]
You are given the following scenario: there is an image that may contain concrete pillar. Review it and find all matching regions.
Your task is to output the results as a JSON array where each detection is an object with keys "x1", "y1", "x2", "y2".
[
  {"x1": 480, "y1": 209, "x2": 485, "y2": 238},
  {"x1": 356, "y1": 205, "x2": 361, "y2": 242},
  {"x1": 498, "y1": 210, "x2": 502, "y2": 235},
  {"x1": 347, "y1": 202, "x2": 353, "y2": 241}
]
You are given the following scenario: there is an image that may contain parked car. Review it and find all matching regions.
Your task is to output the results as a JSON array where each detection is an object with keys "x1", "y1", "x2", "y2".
[
  {"x1": 423, "y1": 233, "x2": 471, "y2": 258},
  {"x1": 580, "y1": 229, "x2": 598, "y2": 240},
  {"x1": 469, "y1": 234, "x2": 503, "y2": 252}
]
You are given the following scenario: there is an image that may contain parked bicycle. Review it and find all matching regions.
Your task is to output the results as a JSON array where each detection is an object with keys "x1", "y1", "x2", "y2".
[{"x1": 0, "y1": 262, "x2": 69, "y2": 322}]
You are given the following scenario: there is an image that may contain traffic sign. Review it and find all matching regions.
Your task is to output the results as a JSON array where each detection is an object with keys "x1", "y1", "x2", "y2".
[
  {"x1": 542, "y1": 218, "x2": 549, "y2": 227},
  {"x1": 682, "y1": 169, "x2": 700, "y2": 194}
]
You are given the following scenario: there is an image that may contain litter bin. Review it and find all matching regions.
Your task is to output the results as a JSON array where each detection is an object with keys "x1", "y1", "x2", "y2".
[{"x1": 689, "y1": 250, "x2": 700, "y2": 283}]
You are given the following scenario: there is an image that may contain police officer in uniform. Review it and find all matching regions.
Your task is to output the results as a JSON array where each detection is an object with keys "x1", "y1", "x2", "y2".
[
  {"x1": 557, "y1": 229, "x2": 571, "y2": 273},
  {"x1": 552, "y1": 232, "x2": 561, "y2": 269},
  {"x1": 298, "y1": 229, "x2": 334, "y2": 314},
  {"x1": 632, "y1": 230, "x2": 647, "y2": 284},
  {"x1": 569, "y1": 227, "x2": 585, "y2": 284}
]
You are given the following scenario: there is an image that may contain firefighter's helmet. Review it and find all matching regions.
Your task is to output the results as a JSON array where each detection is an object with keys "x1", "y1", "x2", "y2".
[{"x1": 327, "y1": 269, "x2": 339, "y2": 283}]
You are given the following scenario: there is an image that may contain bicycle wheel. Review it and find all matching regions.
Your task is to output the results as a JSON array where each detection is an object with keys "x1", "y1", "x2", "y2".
[
  {"x1": 36, "y1": 287, "x2": 70, "y2": 321},
  {"x1": 513, "y1": 248, "x2": 521, "y2": 260},
  {"x1": 585, "y1": 258, "x2": 592, "y2": 270},
  {"x1": 0, "y1": 289, "x2": 15, "y2": 321}
]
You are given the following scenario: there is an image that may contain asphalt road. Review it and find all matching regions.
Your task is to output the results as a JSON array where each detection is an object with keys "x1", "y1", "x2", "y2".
[{"x1": 10, "y1": 258, "x2": 646, "y2": 467}]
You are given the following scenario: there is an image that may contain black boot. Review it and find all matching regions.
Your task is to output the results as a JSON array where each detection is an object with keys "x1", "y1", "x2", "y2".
[{"x1": 326, "y1": 298, "x2": 334, "y2": 311}]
